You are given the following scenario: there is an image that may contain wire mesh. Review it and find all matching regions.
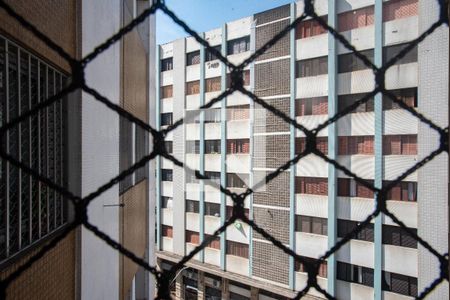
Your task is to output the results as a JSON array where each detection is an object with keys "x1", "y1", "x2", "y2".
[{"x1": 0, "y1": 0, "x2": 449, "y2": 299}]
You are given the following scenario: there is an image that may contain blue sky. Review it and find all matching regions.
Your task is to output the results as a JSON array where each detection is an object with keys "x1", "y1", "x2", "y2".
[{"x1": 157, "y1": 0, "x2": 294, "y2": 45}]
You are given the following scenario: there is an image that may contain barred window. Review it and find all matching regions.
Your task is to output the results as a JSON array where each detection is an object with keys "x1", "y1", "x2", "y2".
[
  {"x1": 162, "y1": 225, "x2": 173, "y2": 238},
  {"x1": 295, "y1": 215, "x2": 328, "y2": 235},
  {"x1": 383, "y1": 43, "x2": 418, "y2": 65},
  {"x1": 0, "y1": 38, "x2": 69, "y2": 261},
  {"x1": 204, "y1": 109, "x2": 221, "y2": 123},
  {"x1": 383, "y1": 88, "x2": 417, "y2": 109},
  {"x1": 227, "y1": 173, "x2": 248, "y2": 188},
  {"x1": 338, "y1": 219, "x2": 374, "y2": 242},
  {"x1": 161, "y1": 57, "x2": 173, "y2": 71},
  {"x1": 227, "y1": 36, "x2": 250, "y2": 55},
  {"x1": 226, "y1": 240, "x2": 249, "y2": 258},
  {"x1": 186, "y1": 200, "x2": 199, "y2": 213},
  {"x1": 135, "y1": 124, "x2": 148, "y2": 183},
  {"x1": 186, "y1": 140, "x2": 200, "y2": 154},
  {"x1": 205, "y1": 234, "x2": 220, "y2": 249},
  {"x1": 161, "y1": 169, "x2": 173, "y2": 181},
  {"x1": 383, "y1": 271, "x2": 418, "y2": 297},
  {"x1": 296, "y1": 56, "x2": 328, "y2": 78},
  {"x1": 186, "y1": 80, "x2": 200, "y2": 95},
  {"x1": 187, "y1": 50, "x2": 200, "y2": 66},
  {"x1": 226, "y1": 70, "x2": 250, "y2": 87},
  {"x1": 338, "y1": 6, "x2": 374, "y2": 32},
  {"x1": 383, "y1": 0, "x2": 418, "y2": 22},
  {"x1": 164, "y1": 141, "x2": 173, "y2": 154},
  {"x1": 383, "y1": 225, "x2": 417, "y2": 248},
  {"x1": 226, "y1": 206, "x2": 250, "y2": 219},
  {"x1": 296, "y1": 97, "x2": 328, "y2": 116},
  {"x1": 205, "y1": 171, "x2": 221, "y2": 185}
]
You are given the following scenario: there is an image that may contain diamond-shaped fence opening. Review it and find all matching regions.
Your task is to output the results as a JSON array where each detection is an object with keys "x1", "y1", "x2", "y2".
[{"x1": 0, "y1": 0, "x2": 449, "y2": 299}]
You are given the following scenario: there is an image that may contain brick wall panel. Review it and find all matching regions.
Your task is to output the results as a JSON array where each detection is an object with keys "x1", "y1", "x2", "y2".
[
  {"x1": 255, "y1": 59, "x2": 290, "y2": 97},
  {"x1": 253, "y1": 207, "x2": 289, "y2": 244},
  {"x1": 253, "y1": 171, "x2": 290, "y2": 207},
  {"x1": 252, "y1": 241, "x2": 289, "y2": 285},
  {"x1": 253, "y1": 134, "x2": 290, "y2": 169},
  {"x1": 254, "y1": 98, "x2": 290, "y2": 133},
  {"x1": 254, "y1": 5, "x2": 290, "y2": 25},
  {"x1": 255, "y1": 20, "x2": 290, "y2": 61}
]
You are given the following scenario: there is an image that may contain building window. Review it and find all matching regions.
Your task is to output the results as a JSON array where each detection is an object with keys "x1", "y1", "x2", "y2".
[
  {"x1": 205, "y1": 234, "x2": 221, "y2": 249},
  {"x1": 161, "y1": 196, "x2": 172, "y2": 209},
  {"x1": 227, "y1": 173, "x2": 248, "y2": 189},
  {"x1": 205, "y1": 140, "x2": 221, "y2": 154},
  {"x1": 186, "y1": 200, "x2": 199, "y2": 213},
  {"x1": 337, "y1": 262, "x2": 374, "y2": 287},
  {"x1": 384, "y1": 180, "x2": 417, "y2": 201},
  {"x1": 120, "y1": 116, "x2": 133, "y2": 193},
  {"x1": 186, "y1": 80, "x2": 200, "y2": 95},
  {"x1": 338, "y1": 49, "x2": 374, "y2": 73},
  {"x1": 296, "y1": 137, "x2": 328, "y2": 155},
  {"x1": 227, "y1": 36, "x2": 250, "y2": 55},
  {"x1": 162, "y1": 225, "x2": 173, "y2": 238},
  {"x1": 186, "y1": 140, "x2": 200, "y2": 154},
  {"x1": 205, "y1": 203, "x2": 220, "y2": 217},
  {"x1": 383, "y1": 0, "x2": 418, "y2": 22},
  {"x1": 204, "y1": 109, "x2": 221, "y2": 123},
  {"x1": 229, "y1": 293, "x2": 250, "y2": 300},
  {"x1": 135, "y1": 124, "x2": 148, "y2": 183},
  {"x1": 295, "y1": 256, "x2": 328, "y2": 278},
  {"x1": 383, "y1": 225, "x2": 417, "y2": 248},
  {"x1": 227, "y1": 139, "x2": 250, "y2": 154},
  {"x1": 383, "y1": 135, "x2": 417, "y2": 155},
  {"x1": 205, "y1": 171, "x2": 221, "y2": 185},
  {"x1": 161, "y1": 57, "x2": 173, "y2": 71},
  {"x1": 338, "y1": 6, "x2": 374, "y2": 32},
  {"x1": 161, "y1": 169, "x2": 173, "y2": 181},
  {"x1": 0, "y1": 37, "x2": 68, "y2": 259},
  {"x1": 161, "y1": 112, "x2": 173, "y2": 126},
  {"x1": 161, "y1": 85, "x2": 173, "y2": 98},
  {"x1": 338, "y1": 219, "x2": 374, "y2": 242},
  {"x1": 296, "y1": 97, "x2": 328, "y2": 116},
  {"x1": 338, "y1": 136, "x2": 374, "y2": 155},
  {"x1": 186, "y1": 172, "x2": 200, "y2": 184},
  {"x1": 296, "y1": 16, "x2": 328, "y2": 39},
  {"x1": 205, "y1": 286, "x2": 221, "y2": 300},
  {"x1": 186, "y1": 230, "x2": 200, "y2": 244},
  {"x1": 338, "y1": 93, "x2": 375, "y2": 113},
  {"x1": 187, "y1": 50, "x2": 200, "y2": 66},
  {"x1": 226, "y1": 70, "x2": 250, "y2": 87},
  {"x1": 338, "y1": 178, "x2": 374, "y2": 199},
  {"x1": 383, "y1": 43, "x2": 418, "y2": 65},
  {"x1": 382, "y1": 271, "x2": 417, "y2": 297},
  {"x1": 164, "y1": 141, "x2": 173, "y2": 154},
  {"x1": 295, "y1": 215, "x2": 328, "y2": 235},
  {"x1": 296, "y1": 56, "x2": 328, "y2": 78},
  {"x1": 226, "y1": 240, "x2": 249, "y2": 258},
  {"x1": 205, "y1": 45, "x2": 221, "y2": 62},
  {"x1": 295, "y1": 177, "x2": 328, "y2": 195},
  {"x1": 227, "y1": 105, "x2": 250, "y2": 120},
  {"x1": 205, "y1": 76, "x2": 221, "y2": 93},
  {"x1": 383, "y1": 88, "x2": 417, "y2": 109}
]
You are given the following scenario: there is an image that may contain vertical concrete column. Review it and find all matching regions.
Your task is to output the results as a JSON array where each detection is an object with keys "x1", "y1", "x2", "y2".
[
  {"x1": 175, "y1": 275, "x2": 184, "y2": 300},
  {"x1": 327, "y1": 0, "x2": 337, "y2": 296},
  {"x1": 222, "y1": 278, "x2": 230, "y2": 300},
  {"x1": 197, "y1": 271, "x2": 205, "y2": 300},
  {"x1": 374, "y1": 1, "x2": 384, "y2": 299},
  {"x1": 250, "y1": 286, "x2": 259, "y2": 300}
]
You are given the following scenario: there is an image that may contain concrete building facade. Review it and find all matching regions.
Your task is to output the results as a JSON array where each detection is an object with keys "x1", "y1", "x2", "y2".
[
  {"x1": 155, "y1": 0, "x2": 448, "y2": 299},
  {"x1": 0, "y1": 0, "x2": 155, "y2": 299}
]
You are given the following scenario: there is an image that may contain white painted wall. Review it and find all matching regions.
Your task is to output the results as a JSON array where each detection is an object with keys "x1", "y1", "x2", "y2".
[{"x1": 80, "y1": 0, "x2": 121, "y2": 299}]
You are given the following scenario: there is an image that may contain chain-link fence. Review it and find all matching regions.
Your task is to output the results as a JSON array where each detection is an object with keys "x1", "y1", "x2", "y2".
[{"x1": 0, "y1": 0, "x2": 449, "y2": 299}]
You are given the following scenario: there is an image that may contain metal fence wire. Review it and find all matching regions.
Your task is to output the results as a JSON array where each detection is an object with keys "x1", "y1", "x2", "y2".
[{"x1": 0, "y1": 0, "x2": 449, "y2": 299}]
